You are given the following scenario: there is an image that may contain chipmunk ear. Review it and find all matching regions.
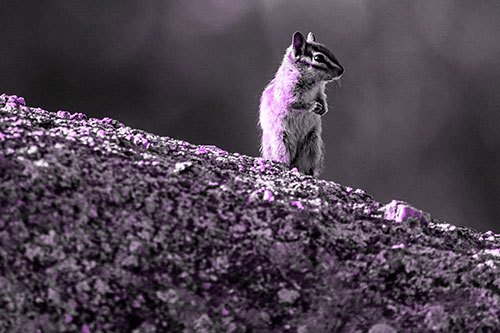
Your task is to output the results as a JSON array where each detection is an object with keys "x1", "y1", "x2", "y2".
[
  {"x1": 292, "y1": 31, "x2": 305, "y2": 57},
  {"x1": 307, "y1": 32, "x2": 316, "y2": 42}
]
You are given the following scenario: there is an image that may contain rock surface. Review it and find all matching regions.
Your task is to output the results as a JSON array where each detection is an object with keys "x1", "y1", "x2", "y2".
[{"x1": 0, "y1": 93, "x2": 499, "y2": 332}]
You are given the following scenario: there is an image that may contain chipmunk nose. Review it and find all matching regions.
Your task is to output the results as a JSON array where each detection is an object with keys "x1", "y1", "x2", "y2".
[{"x1": 337, "y1": 66, "x2": 344, "y2": 77}]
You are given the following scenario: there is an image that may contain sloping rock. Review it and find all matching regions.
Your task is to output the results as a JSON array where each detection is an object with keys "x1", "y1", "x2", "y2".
[{"x1": 0, "y1": 93, "x2": 499, "y2": 332}]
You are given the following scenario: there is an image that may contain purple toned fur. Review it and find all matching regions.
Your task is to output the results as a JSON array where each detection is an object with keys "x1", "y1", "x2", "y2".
[{"x1": 259, "y1": 31, "x2": 343, "y2": 177}]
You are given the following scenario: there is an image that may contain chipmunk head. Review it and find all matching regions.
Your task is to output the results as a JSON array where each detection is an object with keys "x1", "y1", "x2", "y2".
[{"x1": 289, "y1": 31, "x2": 344, "y2": 82}]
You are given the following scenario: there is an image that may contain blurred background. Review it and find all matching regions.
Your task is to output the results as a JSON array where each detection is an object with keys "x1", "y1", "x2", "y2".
[{"x1": 1, "y1": 1, "x2": 499, "y2": 232}]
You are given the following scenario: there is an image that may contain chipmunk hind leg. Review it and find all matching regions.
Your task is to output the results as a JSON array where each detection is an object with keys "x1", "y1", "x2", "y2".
[
  {"x1": 261, "y1": 131, "x2": 292, "y2": 166},
  {"x1": 291, "y1": 127, "x2": 324, "y2": 176}
]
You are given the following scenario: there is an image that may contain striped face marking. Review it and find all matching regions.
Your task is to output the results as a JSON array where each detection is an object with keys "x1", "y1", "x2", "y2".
[
  {"x1": 312, "y1": 51, "x2": 337, "y2": 69},
  {"x1": 309, "y1": 43, "x2": 343, "y2": 71},
  {"x1": 304, "y1": 44, "x2": 343, "y2": 77},
  {"x1": 291, "y1": 31, "x2": 344, "y2": 79}
]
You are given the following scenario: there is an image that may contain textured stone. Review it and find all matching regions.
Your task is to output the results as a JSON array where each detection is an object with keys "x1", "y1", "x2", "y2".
[{"x1": 1, "y1": 93, "x2": 499, "y2": 332}]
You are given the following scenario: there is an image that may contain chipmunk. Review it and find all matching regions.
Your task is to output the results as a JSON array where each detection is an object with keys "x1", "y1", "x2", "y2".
[{"x1": 259, "y1": 31, "x2": 343, "y2": 176}]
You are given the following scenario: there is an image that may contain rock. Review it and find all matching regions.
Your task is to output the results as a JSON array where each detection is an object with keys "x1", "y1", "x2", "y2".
[
  {"x1": 368, "y1": 323, "x2": 397, "y2": 333},
  {"x1": 1, "y1": 93, "x2": 500, "y2": 332},
  {"x1": 379, "y1": 199, "x2": 431, "y2": 224}
]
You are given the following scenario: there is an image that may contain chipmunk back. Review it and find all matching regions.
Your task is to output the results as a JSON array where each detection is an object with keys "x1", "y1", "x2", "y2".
[{"x1": 259, "y1": 31, "x2": 343, "y2": 176}]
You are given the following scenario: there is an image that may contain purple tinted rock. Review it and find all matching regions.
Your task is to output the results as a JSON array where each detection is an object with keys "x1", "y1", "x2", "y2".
[
  {"x1": 262, "y1": 189, "x2": 274, "y2": 202},
  {"x1": 32, "y1": 107, "x2": 47, "y2": 114},
  {"x1": 368, "y1": 323, "x2": 397, "y2": 333},
  {"x1": 80, "y1": 127, "x2": 90, "y2": 135},
  {"x1": 278, "y1": 288, "x2": 300, "y2": 304},
  {"x1": 1, "y1": 94, "x2": 25, "y2": 107},
  {"x1": 101, "y1": 117, "x2": 112, "y2": 124},
  {"x1": 290, "y1": 200, "x2": 304, "y2": 209},
  {"x1": 254, "y1": 158, "x2": 267, "y2": 172},
  {"x1": 1, "y1": 94, "x2": 498, "y2": 332},
  {"x1": 70, "y1": 112, "x2": 87, "y2": 120},
  {"x1": 424, "y1": 305, "x2": 449, "y2": 331},
  {"x1": 57, "y1": 110, "x2": 70, "y2": 119},
  {"x1": 380, "y1": 200, "x2": 431, "y2": 223},
  {"x1": 195, "y1": 147, "x2": 207, "y2": 154},
  {"x1": 32, "y1": 130, "x2": 45, "y2": 136}
]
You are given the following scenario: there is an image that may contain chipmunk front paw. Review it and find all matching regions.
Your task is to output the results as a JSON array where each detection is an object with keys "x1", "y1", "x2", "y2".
[{"x1": 310, "y1": 102, "x2": 326, "y2": 115}]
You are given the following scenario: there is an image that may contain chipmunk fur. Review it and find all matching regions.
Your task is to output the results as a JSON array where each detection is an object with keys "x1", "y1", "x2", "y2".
[{"x1": 259, "y1": 31, "x2": 343, "y2": 176}]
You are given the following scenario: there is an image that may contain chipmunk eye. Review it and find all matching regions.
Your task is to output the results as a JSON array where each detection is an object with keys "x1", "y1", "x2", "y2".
[{"x1": 313, "y1": 54, "x2": 326, "y2": 63}]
